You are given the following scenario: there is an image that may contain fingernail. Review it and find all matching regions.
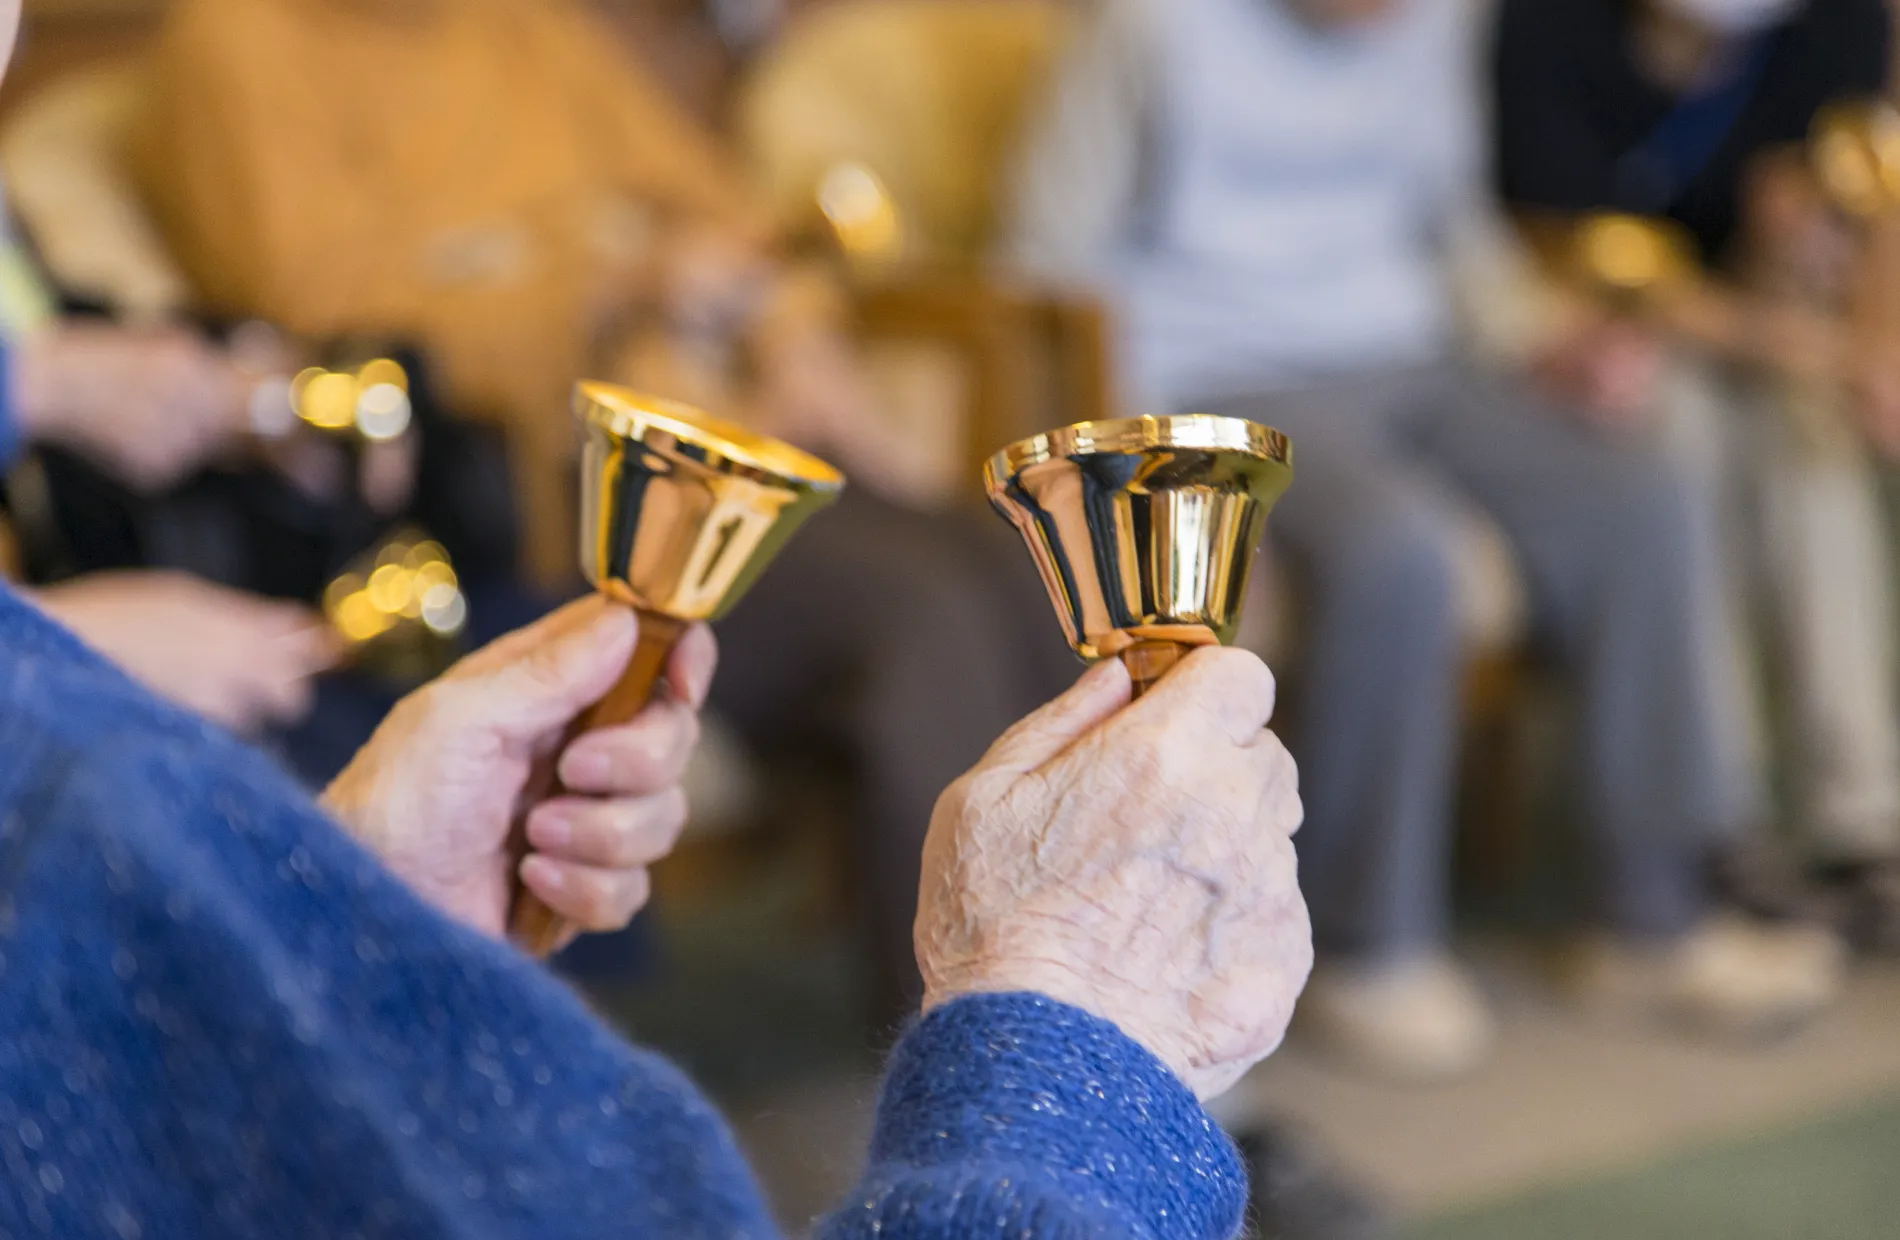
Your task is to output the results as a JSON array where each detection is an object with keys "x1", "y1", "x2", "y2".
[
  {"x1": 531, "y1": 812, "x2": 573, "y2": 850},
  {"x1": 523, "y1": 856, "x2": 565, "y2": 892},
  {"x1": 564, "y1": 748, "x2": 611, "y2": 788}
]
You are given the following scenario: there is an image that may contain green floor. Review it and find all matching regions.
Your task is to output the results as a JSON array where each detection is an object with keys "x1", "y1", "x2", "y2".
[{"x1": 1420, "y1": 1096, "x2": 1900, "y2": 1240}]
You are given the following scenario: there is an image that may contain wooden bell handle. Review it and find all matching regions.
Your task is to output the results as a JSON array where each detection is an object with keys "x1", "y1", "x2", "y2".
[
  {"x1": 1111, "y1": 626, "x2": 1221, "y2": 699},
  {"x1": 1120, "y1": 640, "x2": 1197, "y2": 699},
  {"x1": 509, "y1": 608, "x2": 690, "y2": 958}
]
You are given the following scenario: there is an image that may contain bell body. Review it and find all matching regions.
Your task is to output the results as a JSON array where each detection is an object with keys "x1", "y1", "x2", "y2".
[
  {"x1": 1812, "y1": 99, "x2": 1900, "y2": 217},
  {"x1": 985, "y1": 414, "x2": 1293, "y2": 661},
  {"x1": 1571, "y1": 213, "x2": 1697, "y2": 306},
  {"x1": 511, "y1": 384, "x2": 846, "y2": 958},
  {"x1": 577, "y1": 382, "x2": 845, "y2": 622}
]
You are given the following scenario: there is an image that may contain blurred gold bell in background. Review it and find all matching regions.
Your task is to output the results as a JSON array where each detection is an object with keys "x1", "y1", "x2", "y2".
[
  {"x1": 282, "y1": 356, "x2": 415, "y2": 444},
  {"x1": 231, "y1": 321, "x2": 417, "y2": 448},
  {"x1": 815, "y1": 161, "x2": 905, "y2": 274},
  {"x1": 322, "y1": 528, "x2": 467, "y2": 683},
  {"x1": 985, "y1": 414, "x2": 1294, "y2": 697},
  {"x1": 508, "y1": 382, "x2": 847, "y2": 956},
  {"x1": 1811, "y1": 99, "x2": 1900, "y2": 219},
  {"x1": 1569, "y1": 212, "x2": 1699, "y2": 306}
]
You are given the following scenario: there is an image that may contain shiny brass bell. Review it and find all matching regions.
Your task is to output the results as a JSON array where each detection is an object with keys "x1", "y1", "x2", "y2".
[
  {"x1": 1811, "y1": 99, "x2": 1900, "y2": 219},
  {"x1": 1569, "y1": 213, "x2": 1698, "y2": 308},
  {"x1": 322, "y1": 528, "x2": 467, "y2": 682},
  {"x1": 284, "y1": 357, "x2": 415, "y2": 444},
  {"x1": 986, "y1": 414, "x2": 1293, "y2": 697},
  {"x1": 509, "y1": 382, "x2": 846, "y2": 956}
]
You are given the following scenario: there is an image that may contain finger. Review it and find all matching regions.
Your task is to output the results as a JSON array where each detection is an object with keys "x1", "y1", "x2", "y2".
[
  {"x1": 980, "y1": 657, "x2": 1132, "y2": 774},
  {"x1": 1135, "y1": 647, "x2": 1277, "y2": 745},
  {"x1": 1248, "y1": 729, "x2": 1305, "y2": 839},
  {"x1": 446, "y1": 597, "x2": 638, "y2": 741},
  {"x1": 525, "y1": 789, "x2": 689, "y2": 869},
  {"x1": 252, "y1": 667, "x2": 318, "y2": 728},
  {"x1": 666, "y1": 623, "x2": 719, "y2": 711},
  {"x1": 272, "y1": 618, "x2": 345, "y2": 675},
  {"x1": 454, "y1": 594, "x2": 621, "y2": 677},
  {"x1": 558, "y1": 699, "x2": 699, "y2": 796},
  {"x1": 519, "y1": 855, "x2": 653, "y2": 934}
]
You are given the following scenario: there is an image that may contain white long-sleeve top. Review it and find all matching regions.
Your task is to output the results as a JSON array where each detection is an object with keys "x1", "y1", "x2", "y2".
[{"x1": 1006, "y1": 0, "x2": 1549, "y2": 412}]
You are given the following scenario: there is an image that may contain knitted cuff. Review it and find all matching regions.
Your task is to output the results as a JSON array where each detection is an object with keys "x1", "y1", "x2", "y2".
[{"x1": 869, "y1": 992, "x2": 1246, "y2": 1239}]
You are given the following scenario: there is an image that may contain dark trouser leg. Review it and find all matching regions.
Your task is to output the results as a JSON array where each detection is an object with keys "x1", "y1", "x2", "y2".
[
  {"x1": 1425, "y1": 366, "x2": 1733, "y2": 939},
  {"x1": 1215, "y1": 381, "x2": 1468, "y2": 958},
  {"x1": 710, "y1": 491, "x2": 1077, "y2": 1010}
]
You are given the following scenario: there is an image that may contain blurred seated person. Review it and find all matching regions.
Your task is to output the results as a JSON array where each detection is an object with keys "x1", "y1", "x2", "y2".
[
  {"x1": 132, "y1": 0, "x2": 1074, "y2": 1010},
  {"x1": 0, "y1": 214, "x2": 521, "y2": 772},
  {"x1": 0, "y1": 287, "x2": 337, "y2": 734},
  {"x1": 1492, "y1": 0, "x2": 1900, "y2": 949},
  {"x1": 1007, "y1": 0, "x2": 1841, "y2": 1082},
  {"x1": 0, "y1": 580, "x2": 1309, "y2": 1238}
]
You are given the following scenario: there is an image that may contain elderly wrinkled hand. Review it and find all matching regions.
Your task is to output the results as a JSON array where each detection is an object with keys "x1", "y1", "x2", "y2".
[
  {"x1": 14, "y1": 324, "x2": 250, "y2": 491},
  {"x1": 915, "y1": 649, "x2": 1311, "y2": 1100},
  {"x1": 32, "y1": 571, "x2": 337, "y2": 733},
  {"x1": 323, "y1": 598, "x2": 715, "y2": 946}
]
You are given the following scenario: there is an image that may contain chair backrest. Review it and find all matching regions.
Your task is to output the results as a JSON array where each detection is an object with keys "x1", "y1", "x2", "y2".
[
  {"x1": 737, "y1": 0, "x2": 1074, "y2": 265},
  {"x1": 0, "y1": 60, "x2": 191, "y2": 321}
]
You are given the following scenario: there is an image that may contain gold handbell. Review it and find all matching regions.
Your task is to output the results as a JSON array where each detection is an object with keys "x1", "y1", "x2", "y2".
[
  {"x1": 507, "y1": 382, "x2": 847, "y2": 956},
  {"x1": 322, "y1": 529, "x2": 467, "y2": 682},
  {"x1": 256, "y1": 356, "x2": 415, "y2": 445},
  {"x1": 1811, "y1": 99, "x2": 1900, "y2": 219},
  {"x1": 985, "y1": 415, "x2": 1293, "y2": 698},
  {"x1": 1568, "y1": 212, "x2": 1699, "y2": 310},
  {"x1": 815, "y1": 161, "x2": 904, "y2": 273}
]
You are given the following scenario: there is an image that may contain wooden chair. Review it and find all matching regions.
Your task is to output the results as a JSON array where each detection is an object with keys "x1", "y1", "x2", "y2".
[{"x1": 735, "y1": 0, "x2": 1113, "y2": 489}]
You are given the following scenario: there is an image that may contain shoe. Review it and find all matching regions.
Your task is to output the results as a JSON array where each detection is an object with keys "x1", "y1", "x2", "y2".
[
  {"x1": 1298, "y1": 954, "x2": 1497, "y2": 1083},
  {"x1": 1236, "y1": 1123, "x2": 1395, "y2": 1240},
  {"x1": 1710, "y1": 836, "x2": 1834, "y2": 925},
  {"x1": 1566, "y1": 915, "x2": 1845, "y2": 1041},
  {"x1": 1815, "y1": 858, "x2": 1900, "y2": 955}
]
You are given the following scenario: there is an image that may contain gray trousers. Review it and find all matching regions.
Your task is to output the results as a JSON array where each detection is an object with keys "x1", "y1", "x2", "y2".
[
  {"x1": 1658, "y1": 364, "x2": 1900, "y2": 863},
  {"x1": 1211, "y1": 362, "x2": 1746, "y2": 957},
  {"x1": 709, "y1": 490, "x2": 1079, "y2": 1012}
]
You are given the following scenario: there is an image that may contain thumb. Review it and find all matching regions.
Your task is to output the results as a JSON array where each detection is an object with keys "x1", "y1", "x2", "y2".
[
  {"x1": 1136, "y1": 647, "x2": 1277, "y2": 745},
  {"x1": 449, "y1": 597, "x2": 638, "y2": 741},
  {"x1": 980, "y1": 657, "x2": 1133, "y2": 774}
]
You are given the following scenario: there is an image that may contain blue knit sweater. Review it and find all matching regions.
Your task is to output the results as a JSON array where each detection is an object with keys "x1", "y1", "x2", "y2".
[{"x1": 0, "y1": 585, "x2": 1246, "y2": 1238}]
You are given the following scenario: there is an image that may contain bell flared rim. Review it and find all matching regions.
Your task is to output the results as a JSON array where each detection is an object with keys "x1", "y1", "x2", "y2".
[
  {"x1": 576, "y1": 381, "x2": 846, "y2": 491},
  {"x1": 984, "y1": 413, "x2": 1291, "y2": 488}
]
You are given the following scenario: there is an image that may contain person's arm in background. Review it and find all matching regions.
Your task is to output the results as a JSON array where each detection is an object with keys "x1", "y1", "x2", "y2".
[
  {"x1": 1432, "y1": 0, "x2": 1580, "y2": 368},
  {"x1": 1452, "y1": 0, "x2": 1671, "y2": 425},
  {"x1": 1663, "y1": 0, "x2": 1890, "y2": 390},
  {"x1": 8, "y1": 322, "x2": 251, "y2": 490},
  {"x1": 1490, "y1": 0, "x2": 1893, "y2": 397}
]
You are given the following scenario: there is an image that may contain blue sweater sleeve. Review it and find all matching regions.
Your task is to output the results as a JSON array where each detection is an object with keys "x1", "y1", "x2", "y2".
[
  {"x1": 0, "y1": 342, "x2": 17, "y2": 469},
  {"x1": 818, "y1": 995, "x2": 1248, "y2": 1240},
  {"x1": 0, "y1": 585, "x2": 1246, "y2": 1240}
]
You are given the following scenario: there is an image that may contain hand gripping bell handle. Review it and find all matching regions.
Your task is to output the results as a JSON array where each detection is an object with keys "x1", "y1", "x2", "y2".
[{"x1": 509, "y1": 609, "x2": 690, "y2": 958}]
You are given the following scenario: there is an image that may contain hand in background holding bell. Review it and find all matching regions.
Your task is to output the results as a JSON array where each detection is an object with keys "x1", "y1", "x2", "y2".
[
  {"x1": 12, "y1": 323, "x2": 250, "y2": 490},
  {"x1": 1533, "y1": 315, "x2": 1665, "y2": 433},
  {"x1": 323, "y1": 597, "x2": 716, "y2": 948},
  {"x1": 30, "y1": 571, "x2": 337, "y2": 733},
  {"x1": 915, "y1": 649, "x2": 1311, "y2": 1100}
]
